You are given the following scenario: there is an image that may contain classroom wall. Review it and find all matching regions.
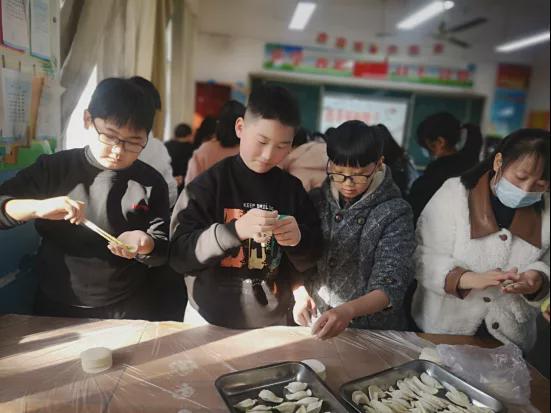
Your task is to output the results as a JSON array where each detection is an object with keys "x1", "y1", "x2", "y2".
[
  {"x1": 526, "y1": 45, "x2": 550, "y2": 113},
  {"x1": 194, "y1": 31, "x2": 543, "y2": 136}
]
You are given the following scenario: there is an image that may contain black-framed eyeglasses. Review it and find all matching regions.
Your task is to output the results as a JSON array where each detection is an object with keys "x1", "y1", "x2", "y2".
[
  {"x1": 326, "y1": 161, "x2": 377, "y2": 185},
  {"x1": 92, "y1": 120, "x2": 147, "y2": 154}
]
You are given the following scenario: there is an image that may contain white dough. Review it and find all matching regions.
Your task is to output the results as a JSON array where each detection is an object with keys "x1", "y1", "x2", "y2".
[{"x1": 80, "y1": 347, "x2": 113, "y2": 374}]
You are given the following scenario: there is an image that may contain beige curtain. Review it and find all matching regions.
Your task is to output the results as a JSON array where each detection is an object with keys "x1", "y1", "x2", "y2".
[
  {"x1": 169, "y1": 0, "x2": 197, "y2": 129},
  {"x1": 59, "y1": 0, "x2": 184, "y2": 147}
]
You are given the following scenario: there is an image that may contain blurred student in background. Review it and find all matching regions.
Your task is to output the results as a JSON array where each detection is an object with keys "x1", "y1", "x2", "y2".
[
  {"x1": 376, "y1": 124, "x2": 419, "y2": 197},
  {"x1": 280, "y1": 128, "x2": 328, "y2": 191},
  {"x1": 165, "y1": 123, "x2": 194, "y2": 192},
  {"x1": 408, "y1": 112, "x2": 482, "y2": 221},
  {"x1": 185, "y1": 101, "x2": 244, "y2": 185}
]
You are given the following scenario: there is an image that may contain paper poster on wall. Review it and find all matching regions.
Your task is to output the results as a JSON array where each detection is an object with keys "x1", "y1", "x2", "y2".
[
  {"x1": 35, "y1": 79, "x2": 62, "y2": 140},
  {"x1": 0, "y1": 68, "x2": 33, "y2": 145},
  {"x1": 320, "y1": 93, "x2": 409, "y2": 145},
  {"x1": 490, "y1": 89, "x2": 527, "y2": 137},
  {"x1": 30, "y1": 0, "x2": 50, "y2": 60},
  {"x1": 1, "y1": 0, "x2": 30, "y2": 52},
  {"x1": 489, "y1": 64, "x2": 531, "y2": 137},
  {"x1": 264, "y1": 43, "x2": 476, "y2": 88}
]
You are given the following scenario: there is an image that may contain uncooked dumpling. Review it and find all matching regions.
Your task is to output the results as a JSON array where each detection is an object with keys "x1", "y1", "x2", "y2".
[
  {"x1": 259, "y1": 389, "x2": 283, "y2": 403},
  {"x1": 233, "y1": 398, "x2": 257, "y2": 410},
  {"x1": 285, "y1": 382, "x2": 309, "y2": 393},
  {"x1": 286, "y1": 390, "x2": 312, "y2": 401}
]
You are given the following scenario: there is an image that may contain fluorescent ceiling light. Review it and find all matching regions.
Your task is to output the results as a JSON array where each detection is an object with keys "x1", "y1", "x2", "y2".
[
  {"x1": 289, "y1": 2, "x2": 317, "y2": 31},
  {"x1": 397, "y1": 1, "x2": 454, "y2": 30},
  {"x1": 496, "y1": 30, "x2": 550, "y2": 52}
]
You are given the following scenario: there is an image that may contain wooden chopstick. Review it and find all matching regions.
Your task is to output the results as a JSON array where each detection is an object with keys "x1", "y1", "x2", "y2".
[{"x1": 82, "y1": 219, "x2": 133, "y2": 250}]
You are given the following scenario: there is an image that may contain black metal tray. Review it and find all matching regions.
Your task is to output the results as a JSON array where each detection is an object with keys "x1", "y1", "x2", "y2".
[{"x1": 215, "y1": 361, "x2": 352, "y2": 412}]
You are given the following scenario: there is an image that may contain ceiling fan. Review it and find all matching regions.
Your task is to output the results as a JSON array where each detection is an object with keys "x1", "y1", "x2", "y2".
[{"x1": 433, "y1": 17, "x2": 488, "y2": 48}]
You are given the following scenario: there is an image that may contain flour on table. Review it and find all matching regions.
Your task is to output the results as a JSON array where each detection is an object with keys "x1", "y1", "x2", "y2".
[
  {"x1": 169, "y1": 359, "x2": 198, "y2": 376},
  {"x1": 172, "y1": 383, "x2": 195, "y2": 399}
]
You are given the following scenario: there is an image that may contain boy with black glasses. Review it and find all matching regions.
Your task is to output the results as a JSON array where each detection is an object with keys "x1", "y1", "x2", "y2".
[
  {"x1": 0, "y1": 77, "x2": 170, "y2": 319},
  {"x1": 293, "y1": 120, "x2": 416, "y2": 339}
]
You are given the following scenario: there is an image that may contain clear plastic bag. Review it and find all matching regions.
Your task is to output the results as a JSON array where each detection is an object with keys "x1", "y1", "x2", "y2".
[{"x1": 436, "y1": 343, "x2": 532, "y2": 406}]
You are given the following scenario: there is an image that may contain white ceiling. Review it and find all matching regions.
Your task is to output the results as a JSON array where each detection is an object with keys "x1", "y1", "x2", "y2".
[{"x1": 197, "y1": 0, "x2": 550, "y2": 62}]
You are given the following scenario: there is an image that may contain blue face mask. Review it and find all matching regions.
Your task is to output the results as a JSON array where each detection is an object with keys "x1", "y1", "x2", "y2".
[
  {"x1": 421, "y1": 148, "x2": 432, "y2": 159},
  {"x1": 495, "y1": 176, "x2": 543, "y2": 208}
]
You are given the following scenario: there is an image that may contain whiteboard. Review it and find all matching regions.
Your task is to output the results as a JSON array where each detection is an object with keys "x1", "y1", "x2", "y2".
[{"x1": 320, "y1": 93, "x2": 409, "y2": 145}]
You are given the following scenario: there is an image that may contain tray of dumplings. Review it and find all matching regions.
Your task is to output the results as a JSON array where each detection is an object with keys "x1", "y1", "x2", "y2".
[
  {"x1": 339, "y1": 360, "x2": 505, "y2": 413},
  {"x1": 215, "y1": 361, "x2": 352, "y2": 412}
]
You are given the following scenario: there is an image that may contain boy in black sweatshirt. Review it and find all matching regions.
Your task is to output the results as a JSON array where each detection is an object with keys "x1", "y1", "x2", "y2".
[
  {"x1": 0, "y1": 78, "x2": 170, "y2": 319},
  {"x1": 169, "y1": 85, "x2": 322, "y2": 328}
]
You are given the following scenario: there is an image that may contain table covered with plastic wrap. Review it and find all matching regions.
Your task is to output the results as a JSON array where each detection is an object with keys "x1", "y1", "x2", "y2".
[{"x1": 0, "y1": 314, "x2": 548, "y2": 412}]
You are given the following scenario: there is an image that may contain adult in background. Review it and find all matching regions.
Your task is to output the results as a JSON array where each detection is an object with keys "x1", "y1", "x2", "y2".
[
  {"x1": 165, "y1": 123, "x2": 194, "y2": 192},
  {"x1": 408, "y1": 112, "x2": 482, "y2": 221}
]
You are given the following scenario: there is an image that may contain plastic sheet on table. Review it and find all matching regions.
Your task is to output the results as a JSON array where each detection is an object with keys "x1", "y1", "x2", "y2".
[{"x1": 0, "y1": 314, "x2": 544, "y2": 413}]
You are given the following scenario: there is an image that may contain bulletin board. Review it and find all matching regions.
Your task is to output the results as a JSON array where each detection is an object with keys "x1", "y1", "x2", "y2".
[
  {"x1": 320, "y1": 93, "x2": 409, "y2": 145},
  {"x1": 250, "y1": 74, "x2": 485, "y2": 169},
  {"x1": 0, "y1": 0, "x2": 61, "y2": 171}
]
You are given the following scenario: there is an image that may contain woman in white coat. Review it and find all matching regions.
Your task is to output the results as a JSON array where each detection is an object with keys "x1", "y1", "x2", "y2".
[{"x1": 412, "y1": 129, "x2": 549, "y2": 352}]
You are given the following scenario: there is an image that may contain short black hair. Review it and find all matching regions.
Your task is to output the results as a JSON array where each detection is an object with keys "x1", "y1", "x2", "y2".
[
  {"x1": 174, "y1": 123, "x2": 192, "y2": 138},
  {"x1": 246, "y1": 84, "x2": 300, "y2": 129},
  {"x1": 417, "y1": 112, "x2": 461, "y2": 149},
  {"x1": 216, "y1": 100, "x2": 245, "y2": 148},
  {"x1": 88, "y1": 77, "x2": 155, "y2": 133},
  {"x1": 461, "y1": 128, "x2": 550, "y2": 189},
  {"x1": 129, "y1": 76, "x2": 161, "y2": 110},
  {"x1": 327, "y1": 120, "x2": 384, "y2": 167},
  {"x1": 292, "y1": 127, "x2": 309, "y2": 148},
  {"x1": 377, "y1": 124, "x2": 405, "y2": 165}
]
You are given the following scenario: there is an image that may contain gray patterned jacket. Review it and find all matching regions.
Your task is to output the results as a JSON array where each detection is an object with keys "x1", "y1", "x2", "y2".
[{"x1": 305, "y1": 168, "x2": 416, "y2": 330}]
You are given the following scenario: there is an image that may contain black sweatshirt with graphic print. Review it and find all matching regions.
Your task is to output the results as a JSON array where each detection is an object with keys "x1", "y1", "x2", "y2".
[
  {"x1": 0, "y1": 147, "x2": 170, "y2": 307},
  {"x1": 169, "y1": 155, "x2": 322, "y2": 328}
]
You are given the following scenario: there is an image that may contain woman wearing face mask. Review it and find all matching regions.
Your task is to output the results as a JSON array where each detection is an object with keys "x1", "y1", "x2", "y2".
[
  {"x1": 412, "y1": 129, "x2": 550, "y2": 352},
  {"x1": 408, "y1": 112, "x2": 483, "y2": 222}
]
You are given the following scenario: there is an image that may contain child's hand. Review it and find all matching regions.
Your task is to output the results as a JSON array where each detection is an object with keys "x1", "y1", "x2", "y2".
[
  {"x1": 35, "y1": 196, "x2": 86, "y2": 224},
  {"x1": 459, "y1": 268, "x2": 518, "y2": 290},
  {"x1": 273, "y1": 215, "x2": 301, "y2": 247},
  {"x1": 501, "y1": 270, "x2": 544, "y2": 296},
  {"x1": 108, "y1": 230, "x2": 154, "y2": 259},
  {"x1": 235, "y1": 209, "x2": 278, "y2": 241},
  {"x1": 292, "y1": 287, "x2": 316, "y2": 326},
  {"x1": 311, "y1": 303, "x2": 355, "y2": 340}
]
